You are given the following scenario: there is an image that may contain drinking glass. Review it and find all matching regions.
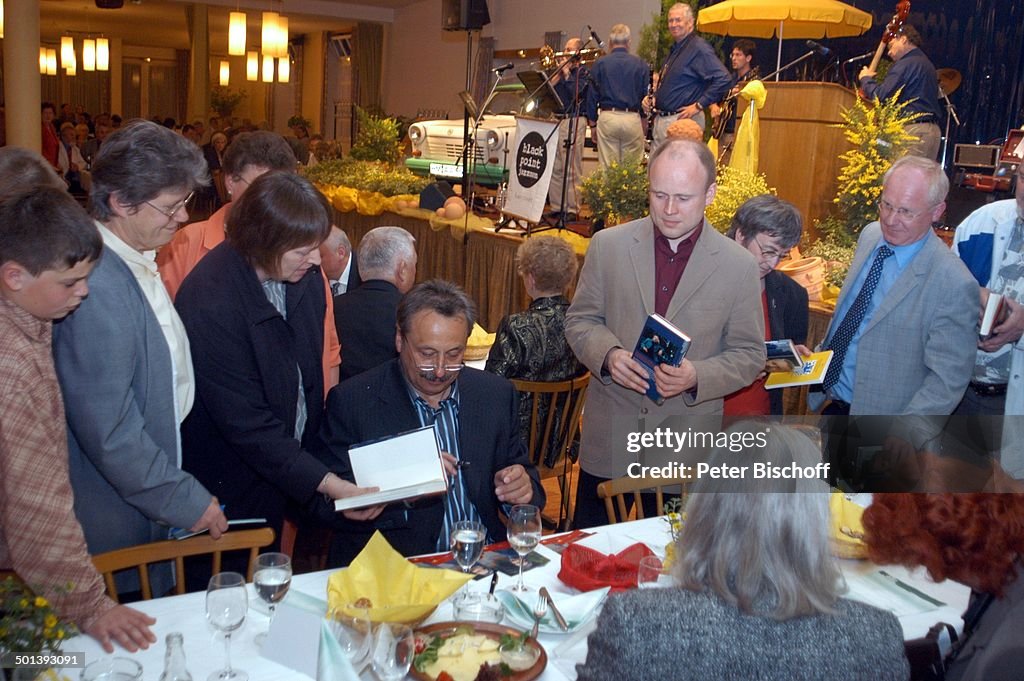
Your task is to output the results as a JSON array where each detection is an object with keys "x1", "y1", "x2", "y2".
[
  {"x1": 206, "y1": 571, "x2": 248, "y2": 681},
  {"x1": 451, "y1": 519, "x2": 486, "y2": 573},
  {"x1": 253, "y1": 552, "x2": 292, "y2": 645},
  {"x1": 370, "y1": 624, "x2": 415, "y2": 681},
  {"x1": 325, "y1": 606, "x2": 372, "y2": 669},
  {"x1": 637, "y1": 555, "x2": 671, "y2": 589},
  {"x1": 78, "y1": 657, "x2": 143, "y2": 681},
  {"x1": 507, "y1": 504, "x2": 541, "y2": 592}
]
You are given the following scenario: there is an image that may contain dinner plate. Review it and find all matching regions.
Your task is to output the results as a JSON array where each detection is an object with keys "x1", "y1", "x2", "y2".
[{"x1": 410, "y1": 621, "x2": 547, "y2": 681}]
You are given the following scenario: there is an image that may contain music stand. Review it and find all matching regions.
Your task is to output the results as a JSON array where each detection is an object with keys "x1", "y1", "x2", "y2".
[
  {"x1": 458, "y1": 90, "x2": 480, "y2": 121},
  {"x1": 516, "y1": 70, "x2": 565, "y2": 119}
]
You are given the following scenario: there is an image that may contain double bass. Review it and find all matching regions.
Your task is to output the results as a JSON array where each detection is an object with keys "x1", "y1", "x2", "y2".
[{"x1": 859, "y1": 0, "x2": 911, "y2": 96}]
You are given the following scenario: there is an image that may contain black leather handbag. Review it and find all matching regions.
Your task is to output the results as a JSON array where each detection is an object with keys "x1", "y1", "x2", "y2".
[{"x1": 904, "y1": 622, "x2": 959, "y2": 681}]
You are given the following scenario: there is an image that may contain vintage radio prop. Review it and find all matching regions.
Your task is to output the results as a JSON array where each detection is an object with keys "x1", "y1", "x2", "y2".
[{"x1": 962, "y1": 129, "x2": 1023, "y2": 193}]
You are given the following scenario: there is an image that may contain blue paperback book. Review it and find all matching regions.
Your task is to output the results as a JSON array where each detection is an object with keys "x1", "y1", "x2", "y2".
[{"x1": 631, "y1": 313, "x2": 692, "y2": 405}]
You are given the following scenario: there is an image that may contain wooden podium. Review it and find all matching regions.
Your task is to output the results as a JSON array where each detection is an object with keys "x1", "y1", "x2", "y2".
[{"x1": 742, "y1": 82, "x2": 856, "y2": 240}]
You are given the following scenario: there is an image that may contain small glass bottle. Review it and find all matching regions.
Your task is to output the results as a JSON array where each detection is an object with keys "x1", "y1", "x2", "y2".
[{"x1": 159, "y1": 631, "x2": 193, "y2": 681}]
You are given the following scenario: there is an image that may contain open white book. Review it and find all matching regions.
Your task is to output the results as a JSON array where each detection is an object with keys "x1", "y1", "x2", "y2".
[{"x1": 334, "y1": 425, "x2": 448, "y2": 511}]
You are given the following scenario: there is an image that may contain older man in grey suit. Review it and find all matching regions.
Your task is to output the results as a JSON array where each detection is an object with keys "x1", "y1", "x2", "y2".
[
  {"x1": 53, "y1": 121, "x2": 226, "y2": 596},
  {"x1": 565, "y1": 139, "x2": 766, "y2": 529},
  {"x1": 810, "y1": 156, "x2": 978, "y2": 490}
]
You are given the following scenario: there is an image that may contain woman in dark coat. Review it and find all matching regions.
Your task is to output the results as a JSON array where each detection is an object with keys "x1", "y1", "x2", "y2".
[
  {"x1": 723, "y1": 195, "x2": 809, "y2": 416},
  {"x1": 176, "y1": 172, "x2": 380, "y2": 546}
]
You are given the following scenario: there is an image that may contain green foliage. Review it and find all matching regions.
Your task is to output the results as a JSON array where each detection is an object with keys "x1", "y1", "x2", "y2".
[
  {"x1": 349, "y1": 107, "x2": 402, "y2": 164},
  {"x1": 210, "y1": 86, "x2": 246, "y2": 118},
  {"x1": 580, "y1": 159, "x2": 650, "y2": 225},
  {"x1": 805, "y1": 216, "x2": 857, "y2": 288},
  {"x1": 287, "y1": 115, "x2": 312, "y2": 130},
  {"x1": 705, "y1": 166, "x2": 775, "y2": 233},
  {"x1": 1, "y1": 577, "x2": 76, "y2": 656},
  {"x1": 302, "y1": 158, "x2": 429, "y2": 196}
]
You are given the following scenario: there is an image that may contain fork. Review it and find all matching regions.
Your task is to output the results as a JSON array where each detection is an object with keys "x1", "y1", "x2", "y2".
[{"x1": 530, "y1": 592, "x2": 547, "y2": 638}]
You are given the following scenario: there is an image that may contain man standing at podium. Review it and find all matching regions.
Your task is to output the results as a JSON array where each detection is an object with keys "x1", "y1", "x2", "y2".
[{"x1": 858, "y1": 25, "x2": 942, "y2": 160}]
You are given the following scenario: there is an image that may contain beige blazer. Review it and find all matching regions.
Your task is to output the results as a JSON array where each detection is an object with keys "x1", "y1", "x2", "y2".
[{"x1": 565, "y1": 217, "x2": 766, "y2": 479}]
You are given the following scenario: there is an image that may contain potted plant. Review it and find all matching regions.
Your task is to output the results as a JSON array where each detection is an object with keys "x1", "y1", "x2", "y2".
[
  {"x1": 580, "y1": 159, "x2": 650, "y2": 229},
  {"x1": 210, "y1": 86, "x2": 246, "y2": 120}
]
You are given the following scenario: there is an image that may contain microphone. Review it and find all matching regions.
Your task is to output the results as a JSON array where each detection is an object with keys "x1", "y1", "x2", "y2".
[
  {"x1": 806, "y1": 40, "x2": 832, "y2": 57},
  {"x1": 491, "y1": 62, "x2": 514, "y2": 74},
  {"x1": 588, "y1": 25, "x2": 606, "y2": 50},
  {"x1": 843, "y1": 50, "x2": 875, "y2": 64}
]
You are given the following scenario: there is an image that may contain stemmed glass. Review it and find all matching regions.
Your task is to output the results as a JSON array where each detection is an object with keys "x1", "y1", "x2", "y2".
[
  {"x1": 253, "y1": 552, "x2": 292, "y2": 646},
  {"x1": 451, "y1": 520, "x2": 486, "y2": 573},
  {"x1": 370, "y1": 624, "x2": 415, "y2": 681},
  {"x1": 206, "y1": 571, "x2": 249, "y2": 681},
  {"x1": 507, "y1": 504, "x2": 541, "y2": 592}
]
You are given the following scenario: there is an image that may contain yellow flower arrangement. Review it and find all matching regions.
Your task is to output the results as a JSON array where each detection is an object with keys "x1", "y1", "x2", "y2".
[
  {"x1": 580, "y1": 159, "x2": 650, "y2": 226},
  {"x1": 705, "y1": 166, "x2": 775, "y2": 232},
  {"x1": 1, "y1": 577, "x2": 76, "y2": 662},
  {"x1": 833, "y1": 88, "x2": 922, "y2": 236}
]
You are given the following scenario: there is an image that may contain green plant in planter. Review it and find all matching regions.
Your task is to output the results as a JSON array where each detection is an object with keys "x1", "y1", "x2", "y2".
[
  {"x1": 210, "y1": 86, "x2": 246, "y2": 119},
  {"x1": 349, "y1": 107, "x2": 402, "y2": 165},
  {"x1": 705, "y1": 165, "x2": 775, "y2": 232},
  {"x1": 303, "y1": 158, "x2": 429, "y2": 196},
  {"x1": 805, "y1": 215, "x2": 857, "y2": 288},
  {"x1": 1, "y1": 577, "x2": 77, "y2": 660},
  {"x1": 580, "y1": 159, "x2": 650, "y2": 226}
]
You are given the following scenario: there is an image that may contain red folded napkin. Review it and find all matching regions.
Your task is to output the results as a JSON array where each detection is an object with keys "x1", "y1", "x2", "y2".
[{"x1": 558, "y1": 542, "x2": 655, "y2": 592}]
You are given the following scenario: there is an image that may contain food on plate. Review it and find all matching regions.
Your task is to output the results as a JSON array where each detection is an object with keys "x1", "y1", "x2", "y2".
[{"x1": 414, "y1": 626, "x2": 537, "y2": 681}]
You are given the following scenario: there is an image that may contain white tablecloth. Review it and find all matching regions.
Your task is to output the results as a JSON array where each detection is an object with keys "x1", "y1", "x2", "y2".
[{"x1": 57, "y1": 516, "x2": 969, "y2": 680}]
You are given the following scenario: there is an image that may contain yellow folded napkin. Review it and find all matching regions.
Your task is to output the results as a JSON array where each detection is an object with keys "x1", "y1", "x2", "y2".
[
  {"x1": 829, "y1": 493, "x2": 868, "y2": 560},
  {"x1": 327, "y1": 531, "x2": 472, "y2": 624}
]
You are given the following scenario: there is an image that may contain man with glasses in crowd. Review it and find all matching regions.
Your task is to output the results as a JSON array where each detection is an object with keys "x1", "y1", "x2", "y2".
[
  {"x1": 316, "y1": 279, "x2": 544, "y2": 565},
  {"x1": 810, "y1": 156, "x2": 977, "y2": 418}
]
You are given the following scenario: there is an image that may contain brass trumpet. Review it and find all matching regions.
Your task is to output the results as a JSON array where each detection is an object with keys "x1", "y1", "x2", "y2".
[{"x1": 538, "y1": 44, "x2": 603, "y2": 71}]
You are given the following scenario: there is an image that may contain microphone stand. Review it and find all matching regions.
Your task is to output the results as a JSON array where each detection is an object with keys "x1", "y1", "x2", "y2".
[
  {"x1": 939, "y1": 88, "x2": 961, "y2": 173},
  {"x1": 549, "y1": 39, "x2": 596, "y2": 233},
  {"x1": 456, "y1": 76, "x2": 505, "y2": 244}
]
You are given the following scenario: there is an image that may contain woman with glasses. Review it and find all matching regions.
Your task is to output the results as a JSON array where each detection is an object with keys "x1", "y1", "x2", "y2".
[
  {"x1": 175, "y1": 172, "x2": 381, "y2": 557},
  {"x1": 52, "y1": 120, "x2": 229, "y2": 597},
  {"x1": 723, "y1": 195, "x2": 809, "y2": 416}
]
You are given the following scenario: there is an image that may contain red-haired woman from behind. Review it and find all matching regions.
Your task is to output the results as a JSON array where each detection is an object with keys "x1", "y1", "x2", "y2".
[{"x1": 863, "y1": 493, "x2": 1024, "y2": 681}]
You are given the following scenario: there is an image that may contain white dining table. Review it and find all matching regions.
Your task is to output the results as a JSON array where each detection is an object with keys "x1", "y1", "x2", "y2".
[{"x1": 57, "y1": 516, "x2": 969, "y2": 680}]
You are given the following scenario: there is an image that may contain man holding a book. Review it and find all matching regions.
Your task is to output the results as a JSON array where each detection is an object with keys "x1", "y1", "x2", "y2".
[
  {"x1": 318, "y1": 280, "x2": 545, "y2": 565},
  {"x1": 565, "y1": 138, "x2": 766, "y2": 529}
]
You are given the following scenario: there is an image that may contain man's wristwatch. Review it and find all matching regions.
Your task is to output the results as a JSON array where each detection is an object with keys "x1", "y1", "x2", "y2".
[{"x1": 694, "y1": 101, "x2": 704, "y2": 112}]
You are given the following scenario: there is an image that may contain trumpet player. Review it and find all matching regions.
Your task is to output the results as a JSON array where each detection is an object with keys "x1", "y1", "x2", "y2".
[{"x1": 545, "y1": 37, "x2": 591, "y2": 225}]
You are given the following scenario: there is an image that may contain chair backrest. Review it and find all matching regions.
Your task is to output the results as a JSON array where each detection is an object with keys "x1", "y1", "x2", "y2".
[
  {"x1": 510, "y1": 372, "x2": 590, "y2": 478},
  {"x1": 91, "y1": 527, "x2": 275, "y2": 602},
  {"x1": 597, "y1": 476, "x2": 690, "y2": 524}
]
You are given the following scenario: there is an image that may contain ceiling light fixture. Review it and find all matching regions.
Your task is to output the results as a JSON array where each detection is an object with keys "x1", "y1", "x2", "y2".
[
  {"x1": 262, "y1": 54, "x2": 274, "y2": 83},
  {"x1": 96, "y1": 38, "x2": 109, "y2": 71},
  {"x1": 246, "y1": 51, "x2": 258, "y2": 81},
  {"x1": 229, "y1": 11, "x2": 246, "y2": 56},
  {"x1": 220, "y1": 60, "x2": 230, "y2": 86},
  {"x1": 83, "y1": 39, "x2": 96, "y2": 71},
  {"x1": 277, "y1": 56, "x2": 289, "y2": 83}
]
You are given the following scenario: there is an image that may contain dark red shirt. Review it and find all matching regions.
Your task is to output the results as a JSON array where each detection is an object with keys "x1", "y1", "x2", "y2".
[{"x1": 653, "y1": 222, "x2": 702, "y2": 316}]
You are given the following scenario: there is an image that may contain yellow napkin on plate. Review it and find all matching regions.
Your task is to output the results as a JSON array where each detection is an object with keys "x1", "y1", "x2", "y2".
[
  {"x1": 327, "y1": 531, "x2": 472, "y2": 624},
  {"x1": 829, "y1": 493, "x2": 868, "y2": 559}
]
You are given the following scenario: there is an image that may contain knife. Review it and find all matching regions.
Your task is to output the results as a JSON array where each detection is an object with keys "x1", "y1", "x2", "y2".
[{"x1": 540, "y1": 587, "x2": 569, "y2": 631}]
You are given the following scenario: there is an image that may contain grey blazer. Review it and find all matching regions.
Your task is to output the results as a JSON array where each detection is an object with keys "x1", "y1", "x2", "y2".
[
  {"x1": 809, "y1": 223, "x2": 978, "y2": 416},
  {"x1": 946, "y1": 575, "x2": 1024, "y2": 681},
  {"x1": 52, "y1": 244, "x2": 211, "y2": 590},
  {"x1": 576, "y1": 587, "x2": 910, "y2": 681},
  {"x1": 565, "y1": 217, "x2": 766, "y2": 479}
]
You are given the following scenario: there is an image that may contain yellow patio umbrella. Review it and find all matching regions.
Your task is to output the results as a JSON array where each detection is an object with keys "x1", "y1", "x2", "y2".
[{"x1": 698, "y1": 0, "x2": 873, "y2": 73}]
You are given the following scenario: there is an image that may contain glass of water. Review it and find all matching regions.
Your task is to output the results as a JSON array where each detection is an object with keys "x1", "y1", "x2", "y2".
[
  {"x1": 206, "y1": 571, "x2": 248, "y2": 681},
  {"x1": 253, "y1": 552, "x2": 291, "y2": 645},
  {"x1": 451, "y1": 520, "x2": 486, "y2": 573},
  {"x1": 370, "y1": 624, "x2": 414, "y2": 681}
]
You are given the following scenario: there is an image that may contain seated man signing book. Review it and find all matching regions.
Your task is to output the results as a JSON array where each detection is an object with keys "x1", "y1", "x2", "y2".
[{"x1": 317, "y1": 280, "x2": 545, "y2": 566}]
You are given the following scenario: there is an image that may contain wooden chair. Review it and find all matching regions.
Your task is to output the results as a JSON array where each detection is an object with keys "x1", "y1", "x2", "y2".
[
  {"x1": 597, "y1": 476, "x2": 690, "y2": 524},
  {"x1": 511, "y1": 372, "x2": 590, "y2": 531},
  {"x1": 91, "y1": 527, "x2": 275, "y2": 602}
]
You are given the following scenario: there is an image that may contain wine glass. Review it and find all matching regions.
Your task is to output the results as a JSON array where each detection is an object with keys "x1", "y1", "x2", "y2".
[
  {"x1": 451, "y1": 520, "x2": 486, "y2": 573},
  {"x1": 325, "y1": 606, "x2": 371, "y2": 670},
  {"x1": 507, "y1": 504, "x2": 541, "y2": 592},
  {"x1": 370, "y1": 624, "x2": 415, "y2": 681},
  {"x1": 206, "y1": 571, "x2": 249, "y2": 681},
  {"x1": 253, "y1": 552, "x2": 292, "y2": 646}
]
